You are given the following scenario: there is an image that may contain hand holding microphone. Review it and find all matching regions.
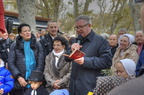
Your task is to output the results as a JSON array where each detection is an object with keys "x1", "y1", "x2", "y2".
[
  {"x1": 71, "y1": 43, "x2": 82, "y2": 51},
  {"x1": 71, "y1": 35, "x2": 83, "y2": 51}
]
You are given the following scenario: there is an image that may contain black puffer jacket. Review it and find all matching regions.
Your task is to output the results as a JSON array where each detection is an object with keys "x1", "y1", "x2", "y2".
[
  {"x1": 0, "y1": 39, "x2": 8, "y2": 63},
  {"x1": 8, "y1": 34, "x2": 44, "y2": 79}
]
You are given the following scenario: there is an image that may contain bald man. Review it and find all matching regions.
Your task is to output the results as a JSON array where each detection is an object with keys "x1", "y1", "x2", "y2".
[
  {"x1": 108, "y1": 34, "x2": 118, "y2": 56},
  {"x1": 134, "y1": 30, "x2": 144, "y2": 55}
]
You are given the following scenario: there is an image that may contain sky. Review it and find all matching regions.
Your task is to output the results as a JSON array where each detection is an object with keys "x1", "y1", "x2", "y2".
[
  {"x1": 89, "y1": 0, "x2": 111, "y2": 13},
  {"x1": 63, "y1": 0, "x2": 112, "y2": 14}
]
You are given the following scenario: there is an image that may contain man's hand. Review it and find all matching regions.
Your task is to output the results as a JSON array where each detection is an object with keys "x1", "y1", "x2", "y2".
[
  {"x1": 17, "y1": 77, "x2": 28, "y2": 87},
  {"x1": 74, "y1": 57, "x2": 84, "y2": 65},
  {"x1": 53, "y1": 80, "x2": 60, "y2": 89},
  {"x1": 71, "y1": 43, "x2": 82, "y2": 51},
  {"x1": 0, "y1": 89, "x2": 4, "y2": 95}
]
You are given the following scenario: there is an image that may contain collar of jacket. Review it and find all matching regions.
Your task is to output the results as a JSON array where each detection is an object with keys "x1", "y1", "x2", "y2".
[
  {"x1": 16, "y1": 34, "x2": 37, "y2": 50},
  {"x1": 81, "y1": 30, "x2": 95, "y2": 43}
]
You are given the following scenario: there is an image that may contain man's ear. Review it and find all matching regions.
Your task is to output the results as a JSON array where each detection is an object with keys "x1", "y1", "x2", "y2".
[{"x1": 88, "y1": 23, "x2": 92, "y2": 27}]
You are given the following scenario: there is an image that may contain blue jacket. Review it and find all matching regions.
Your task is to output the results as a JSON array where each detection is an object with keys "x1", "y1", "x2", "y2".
[
  {"x1": 136, "y1": 50, "x2": 144, "y2": 76},
  {"x1": 0, "y1": 67, "x2": 14, "y2": 95}
]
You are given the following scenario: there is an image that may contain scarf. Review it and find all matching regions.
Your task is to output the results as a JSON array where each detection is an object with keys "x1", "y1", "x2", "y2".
[
  {"x1": 52, "y1": 49, "x2": 64, "y2": 68},
  {"x1": 118, "y1": 34, "x2": 135, "y2": 50},
  {"x1": 23, "y1": 40, "x2": 36, "y2": 87},
  {"x1": 52, "y1": 49, "x2": 65, "y2": 75}
]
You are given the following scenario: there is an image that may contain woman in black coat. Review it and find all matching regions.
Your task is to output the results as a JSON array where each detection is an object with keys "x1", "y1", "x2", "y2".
[{"x1": 8, "y1": 23, "x2": 44, "y2": 95}]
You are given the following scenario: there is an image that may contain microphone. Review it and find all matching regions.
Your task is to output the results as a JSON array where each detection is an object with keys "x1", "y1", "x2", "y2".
[
  {"x1": 76, "y1": 35, "x2": 83, "y2": 45},
  {"x1": 77, "y1": 39, "x2": 81, "y2": 44}
]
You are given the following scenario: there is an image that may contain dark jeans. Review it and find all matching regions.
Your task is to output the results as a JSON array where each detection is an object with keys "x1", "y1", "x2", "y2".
[{"x1": 9, "y1": 87, "x2": 27, "y2": 95}]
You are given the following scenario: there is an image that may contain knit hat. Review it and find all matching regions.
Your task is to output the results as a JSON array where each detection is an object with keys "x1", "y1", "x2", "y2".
[
  {"x1": 119, "y1": 59, "x2": 136, "y2": 78},
  {"x1": 50, "y1": 89, "x2": 69, "y2": 95}
]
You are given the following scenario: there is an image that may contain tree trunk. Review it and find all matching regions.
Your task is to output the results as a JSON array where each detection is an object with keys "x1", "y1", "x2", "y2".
[
  {"x1": 83, "y1": 0, "x2": 92, "y2": 15},
  {"x1": 129, "y1": 0, "x2": 141, "y2": 32},
  {"x1": 17, "y1": 0, "x2": 36, "y2": 33},
  {"x1": 110, "y1": 0, "x2": 127, "y2": 34},
  {"x1": 73, "y1": 0, "x2": 78, "y2": 19},
  {"x1": 53, "y1": 0, "x2": 61, "y2": 21}
]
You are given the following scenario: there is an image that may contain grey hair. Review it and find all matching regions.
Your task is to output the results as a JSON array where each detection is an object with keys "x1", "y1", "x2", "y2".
[
  {"x1": 41, "y1": 29, "x2": 46, "y2": 31},
  {"x1": 75, "y1": 15, "x2": 92, "y2": 24},
  {"x1": 47, "y1": 20, "x2": 58, "y2": 27},
  {"x1": 135, "y1": 30, "x2": 144, "y2": 35},
  {"x1": 118, "y1": 28, "x2": 127, "y2": 33}
]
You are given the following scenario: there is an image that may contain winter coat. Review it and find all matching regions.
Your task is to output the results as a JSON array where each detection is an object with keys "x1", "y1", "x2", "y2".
[
  {"x1": 67, "y1": 30, "x2": 112, "y2": 95},
  {"x1": 8, "y1": 34, "x2": 44, "y2": 90},
  {"x1": 0, "y1": 39, "x2": 8, "y2": 63},
  {"x1": 133, "y1": 42, "x2": 144, "y2": 55},
  {"x1": 40, "y1": 34, "x2": 58, "y2": 57},
  {"x1": 136, "y1": 50, "x2": 144, "y2": 76},
  {"x1": 0, "y1": 66, "x2": 14, "y2": 95},
  {"x1": 107, "y1": 75, "x2": 144, "y2": 95},
  {"x1": 24, "y1": 85, "x2": 49, "y2": 95},
  {"x1": 111, "y1": 44, "x2": 139, "y2": 73},
  {"x1": 110, "y1": 44, "x2": 118, "y2": 57},
  {"x1": 93, "y1": 75, "x2": 127, "y2": 95},
  {"x1": 44, "y1": 51, "x2": 71, "y2": 93}
]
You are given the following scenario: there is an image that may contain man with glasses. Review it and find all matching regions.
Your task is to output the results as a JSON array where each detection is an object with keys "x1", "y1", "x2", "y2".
[
  {"x1": 8, "y1": 23, "x2": 44, "y2": 95},
  {"x1": 65, "y1": 15, "x2": 112, "y2": 95}
]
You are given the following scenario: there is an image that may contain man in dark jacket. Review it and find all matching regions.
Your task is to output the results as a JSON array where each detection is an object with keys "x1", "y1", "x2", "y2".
[
  {"x1": 133, "y1": 30, "x2": 144, "y2": 56},
  {"x1": 65, "y1": 15, "x2": 112, "y2": 95},
  {"x1": 8, "y1": 23, "x2": 44, "y2": 95},
  {"x1": 40, "y1": 20, "x2": 59, "y2": 58}
]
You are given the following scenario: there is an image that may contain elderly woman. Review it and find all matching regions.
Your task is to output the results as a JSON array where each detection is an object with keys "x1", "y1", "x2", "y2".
[
  {"x1": 44, "y1": 36, "x2": 71, "y2": 93},
  {"x1": 93, "y1": 59, "x2": 136, "y2": 95},
  {"x1": 111, "y1": 34, "x2": 138, "y2": 73}
]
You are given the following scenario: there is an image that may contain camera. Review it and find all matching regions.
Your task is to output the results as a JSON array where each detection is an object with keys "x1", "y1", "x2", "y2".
[{"x1": 135, "y1": 0, "x2": 144, "y2": 3}]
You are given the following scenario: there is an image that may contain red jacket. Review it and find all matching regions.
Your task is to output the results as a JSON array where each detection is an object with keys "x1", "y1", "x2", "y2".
[{"x1": 0, "y1": 0, "x2": 6, "y2": 33}]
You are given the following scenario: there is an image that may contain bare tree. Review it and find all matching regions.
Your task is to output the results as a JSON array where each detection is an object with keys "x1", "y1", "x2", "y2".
[
  {"x1": 73, "y1": 0, "x2": 79, "y2": 18},
  {"x1": 17, "y1": 0, "x2": 36, "y2": 33},
  {"x1": 129, "y1": 0, "x2": 141, "y2": 32},
  {"x1": 97, "y1": 0, "x2": 107, "y2": 34},
  {"x1": 36, "y1": 0, "x2": 62, "y2": 21},
  {"x1": 110, "y1": 0, "x2": 127, "y2": 34}
]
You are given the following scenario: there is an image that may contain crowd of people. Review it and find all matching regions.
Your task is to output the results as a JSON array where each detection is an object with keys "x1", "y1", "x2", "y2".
[{"x1": 0, "y1": 1, "x2": 144, "y2": 95}]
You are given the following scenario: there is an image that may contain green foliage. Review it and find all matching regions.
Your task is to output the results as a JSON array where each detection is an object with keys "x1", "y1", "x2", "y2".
[{"x1": 101, "y1": 69, "x2": 112, "y2": 76}]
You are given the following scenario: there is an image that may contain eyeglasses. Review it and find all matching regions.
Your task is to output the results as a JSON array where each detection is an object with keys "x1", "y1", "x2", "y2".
[
  {"x1": 53, "y1": 44, "x2": 62, "y2": 47},
  {"x1": 74, "y1": 23, "x2": 89, "y2": 30}
]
